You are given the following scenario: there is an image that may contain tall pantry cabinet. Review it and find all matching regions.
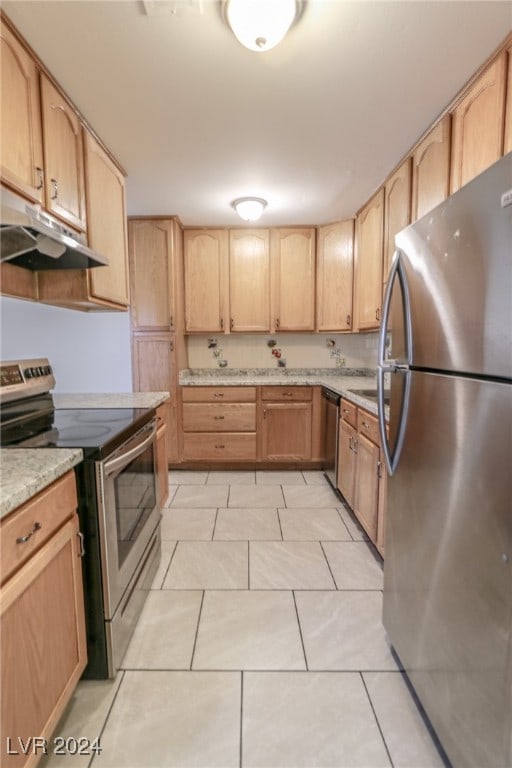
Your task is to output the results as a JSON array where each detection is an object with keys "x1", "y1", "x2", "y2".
[{"x1": 128, "y1": 217, "x2": 187, "y2": 464}]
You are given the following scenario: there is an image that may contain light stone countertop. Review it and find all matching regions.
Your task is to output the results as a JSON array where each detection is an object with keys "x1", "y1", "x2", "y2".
[
  {"x1": 53, "y1": 392, "x2": 170, "y2": 409},
  {"x1": 0, "y1": 448, "x2": 83, "y2": 520},
  {"x1": 179, "y1": 368, "x2": 387, "y2": 419}
]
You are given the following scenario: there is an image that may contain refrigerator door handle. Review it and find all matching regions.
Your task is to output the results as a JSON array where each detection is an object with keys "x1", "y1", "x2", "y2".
[
  {"x1": 379, "y1": 367, "x2": 412, "y2": 476},
  {"x1": 378, "y1": 249, "x2": 413, "y2": 370}
]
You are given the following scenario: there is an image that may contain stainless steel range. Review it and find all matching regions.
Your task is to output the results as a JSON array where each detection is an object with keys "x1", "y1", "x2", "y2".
[{"x1": 0, "y1": 358, "x2": 161, "y2": 679}]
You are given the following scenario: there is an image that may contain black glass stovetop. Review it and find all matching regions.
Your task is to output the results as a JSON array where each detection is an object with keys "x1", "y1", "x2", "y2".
[{"x1": 1, "y1": 407, "x2": 154, "y2": 459}]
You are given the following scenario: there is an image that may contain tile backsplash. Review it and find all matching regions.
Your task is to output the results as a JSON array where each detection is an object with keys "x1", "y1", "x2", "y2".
[{"x1": 187, "y1": 333, "x2": 379, "y2": 370}]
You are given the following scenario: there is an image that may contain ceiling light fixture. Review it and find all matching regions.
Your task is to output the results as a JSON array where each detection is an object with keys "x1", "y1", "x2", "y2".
[
  {"x1": 224, "y1": 0, "x2": 303, "y2": 53},
  {"x1": 231, "y1": 197, "x2": 268, "y2": 222}
]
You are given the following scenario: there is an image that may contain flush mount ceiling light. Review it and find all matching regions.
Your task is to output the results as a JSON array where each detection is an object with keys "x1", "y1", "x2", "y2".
[
  {"x1": 231, "y1": 197, "x2": 268, "y2": 221},
  {"x1": 223, "y1": 0, "x2": 304, "y2": 53}
]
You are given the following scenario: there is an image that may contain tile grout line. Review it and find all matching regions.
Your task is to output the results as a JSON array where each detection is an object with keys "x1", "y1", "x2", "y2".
[
  {"x1": 87, "y1": 670, "x2": 126, "y2": 768},
  {"x1": 189, "y1": 589, "x2": 206, "y2": 670},
  {"x1": 360, "y1": 671, "x2": 395, "y2": 768},
  {"x1": 276, "y1": 507, "x2": 284, "y2": 540},
  {"x1": 239, "y1": 671, "x2": 244, "y2": 768},
  {"x1": 247, "y1": 540, "x2": 251, "y2": 589},
  {"x1": 211, "y1": 507, "x2": 220, "y2": 541},
  {"x1": 157, "y1": 540, "x2": 178, "y2": 589},
  {"x1": 334, "y1": 506, "x2": 354, "y2": 540},
  {"x1": 292, "y1": 590, "x2": 309, "y2": 671},
  {"x1": 319, "y1": 540, "x2": 339, "y2": 589}
]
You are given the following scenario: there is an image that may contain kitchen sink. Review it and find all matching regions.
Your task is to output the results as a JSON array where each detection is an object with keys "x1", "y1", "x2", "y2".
[{"x1": 347, "y1": 388, "x2": 390, "y2": 406}]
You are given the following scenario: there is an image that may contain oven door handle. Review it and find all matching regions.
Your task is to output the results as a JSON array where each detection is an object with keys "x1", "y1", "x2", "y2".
[{"x1": 103, "y1": 421, "x2": 157, "y2": 478}]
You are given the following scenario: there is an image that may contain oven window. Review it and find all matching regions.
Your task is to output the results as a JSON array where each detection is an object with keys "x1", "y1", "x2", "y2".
[{"x1": 113, "y1": 440, "x2": 157, "y2": 568}]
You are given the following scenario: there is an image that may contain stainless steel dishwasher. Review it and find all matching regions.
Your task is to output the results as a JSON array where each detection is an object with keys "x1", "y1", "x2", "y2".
[{"x1": 321, "y1": 387, "x2": 340, "y2": 489}]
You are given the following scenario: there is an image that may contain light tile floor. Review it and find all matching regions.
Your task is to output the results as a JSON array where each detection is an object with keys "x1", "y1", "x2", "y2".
[{"x1": 42, "y1": 470, "x2": 446, "y2": 768}]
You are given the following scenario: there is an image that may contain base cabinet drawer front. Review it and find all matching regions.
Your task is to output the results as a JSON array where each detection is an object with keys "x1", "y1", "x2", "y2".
[
  {"x1": 260, "y1": 386, "x2": 312, "y2": 402},
  {"x1": 183, "y1": 433, "x2": 257, "y2": 461},
  {"x1": 0, "y1": 471, "x2": 77, "y2": 585},
  {"x1": 357, "y1": 409, "x2": 379, "y2": 444},
  {"x1": 183, "y1": 403, "x2": 256, "y2": 432},
  {"x1": 340, "y1": 399, "x2": 357, "y2": 428},
  {"x1": 181, "y1": 387, "x2": 256, "y2": 403}
]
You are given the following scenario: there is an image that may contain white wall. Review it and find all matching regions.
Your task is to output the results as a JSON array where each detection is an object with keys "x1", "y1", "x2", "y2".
[
  {"x1": 187, "y1": 332, "x2": 379, "y2": 370},
  {"x1": 0, "y1": 297, "x2": 133, "y2": 392}
]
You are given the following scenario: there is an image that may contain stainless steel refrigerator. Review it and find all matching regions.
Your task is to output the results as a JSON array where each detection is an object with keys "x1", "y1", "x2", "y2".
[{"x1": 377, "y1": 153, "x2": 512, "y2": 768}]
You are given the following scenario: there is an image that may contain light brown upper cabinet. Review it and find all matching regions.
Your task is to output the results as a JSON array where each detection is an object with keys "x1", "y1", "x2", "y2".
[
  {"x1": 270, "y1": 228, "x2": 315, "y2": 332},
  {"x1": 316, "y1": 220, "x2": 354, "y2": 332},
  {"x1": 411, "y1": 115, "x2": 451, "y2": 221},
  {"x1": 450, "y1": 54, "x2": 507, "y2": 193},
  {"x1": 82, "y1": 131, "x2": 129, "y2": 307},
  {"x1": 354, "y1": 189, "x2": 384, "y2": 331},
  {"x1": 0, "y1": 18, "x2": 44, "y2": 203},
  {"x1": 40, "y1": 74, "x2": 87, "y2": 232},
  {"x1": 504, "y1": 45, "x2": 512, "y2": 155},
  {"x1": 229, "y1": 229, "x2": 270, "y2": 332},
  {"x1": 383, "y1": 158, "x2": 411, "y2": 285},
  {"x1": 184, "y1": 229, "x2": 228, "y2": 333},
  {"x1": 128, "y1": 219, "x2": 177, "y2": 331}
]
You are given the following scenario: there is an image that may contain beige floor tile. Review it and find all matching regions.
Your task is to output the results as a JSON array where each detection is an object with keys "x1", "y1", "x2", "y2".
[
  {"x1": 338, "y1": 505, "x2": 369, "y2": 540},
  {"x1": 93, "y1": 671, "x2": 240, "y2": 767},
  {"x1": 207, "y1": 471, "x2": 255, "y2": 484},
  {"x1": 301, "y1": 470, "x2": 330, "y2": 485},
  {"x1": 296, "y1": 591, "x2": 398, "y2": 671},
  {"x1": 121, "y1": 591, "x2": 202, "y2": 670},
  {"x1": 228, "y1": 484, "x2": 285, "y2": 508},
  {"x1": 279, "y1": 507, "x2": 352, "y2": 541},
  {"x1": 163, "y1": 483, "x2": 178, "y2": 507},
  {"x1": 150, "y1": 540, "x2": 177, "y2": 589},
  {"x1": 322, "y1": 541, "x2": 383, "y2": 589},
  {"x1": 193, "y1": 590, "x2": 305, "y2": 670},
  {"x1": 163, "y1": 541, "x2": 248, "y2": 589},
  {"x1": 363, "y1": 672, "x2": 445, "y2": 768},
  {"x1": 256, "y1": 470, "x2": 305, "y2": 485},
  {"x1": 282, "y1": 483, "x2": 340, "y2": 508},
  {"x1": 170, "y1": 484, "x2": 229, "y2": 508},
  {"x1": 168, "y1": 470, "x2": 208, "y2": 485},
  {"x1": 214, "y1": 507, "x2": 281, "y2": 540},
  {"x1": 39, "y1": 674, "x2": 123, "y2": 768},
  {"x1": 249, "y1": 541, "x2": 335, "y2": 589},
  {"x1": 243, "y1": 671, "x2": 391, "y2": 768},
  {"x1": 161, "y1": 507, "x2": 216, "y2": 540}
]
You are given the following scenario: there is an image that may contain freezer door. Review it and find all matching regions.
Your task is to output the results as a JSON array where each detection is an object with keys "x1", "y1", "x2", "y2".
[
  {"x1": 394, "y1": 153, "x2": 512, "y2": 379},
  {"x1": 383, "y1": 370, "x2": 512, "y2": 768}
]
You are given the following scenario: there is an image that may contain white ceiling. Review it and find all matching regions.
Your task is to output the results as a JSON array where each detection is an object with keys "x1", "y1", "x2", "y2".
[{"x1": 3, "y1": 0, "x2": 511, "y2": 227}]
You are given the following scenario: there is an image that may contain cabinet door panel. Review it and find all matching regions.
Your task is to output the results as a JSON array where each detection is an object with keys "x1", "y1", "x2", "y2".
[
  {"x1": 354, "y1": 433, "x2": 380, "y2": 541},
  {"x1": 411, "y1": 116, "x2": 451, "y2": 221},
  {"x1": 40, "y1": 75, "x2": 86, "y2": 231},
  {"x1": 84, "y1": 131, "x2": 129, "y2": 306},
  {"x1": 261, "y1": 402, "x2": 312, "y2": 461},
  {"x1": 271, "y1": 228, "x2": 315, "y2": 331},
  {"x1": 450, "y1": 55, "x2": 507, "y2": 193},
  {"x1": 504, "y1": 45, "x2": 512, "y2": 155},
  {"x1": 229, "y1": 230, "x2": 270, "y2": 332},
  {"x1": 0, "y1": 19, "x2": 44, "y2": 202},
  {"x1": 355, "y1": 189, "x2": 384, "y2": 330},
  {"x1": 316, "y1": 220, "x2": 354, "y2": 331},
  {"x1": 184, "y1": 230, "x2": 227, "y2": 332},
  {"x1": 129, "y1": 221, "x2": 174, "y2": 330},
  {"x1": 383, "y1": 159, "x2": 411, "y2": 284},
  {"x1": 337, "y1": 419, "x2": 357, "y2": 507}
]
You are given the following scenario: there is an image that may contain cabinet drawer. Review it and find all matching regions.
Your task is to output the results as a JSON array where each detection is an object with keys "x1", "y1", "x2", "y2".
[
  {"x1": 0, "y1": 471, "x2": 78, "y2": 585},
  {"x1": 181, "y1": 386, "x2": 256, "y2": 403},
  {"x1": 340, "y1": 399, "x2": 357, "y2": 427},
  {"x1": 260, "y1": 386, "x2": 312, "y2": 402},
  {"x1": 357, "y1": 409, "x2": 380, "y2": 444},
  {"x1": 182, "y1": 433, "x2": 257, "y2": 461},
  {"x1": 183, "y1": 403, "x2": 256, "y2": 432}
]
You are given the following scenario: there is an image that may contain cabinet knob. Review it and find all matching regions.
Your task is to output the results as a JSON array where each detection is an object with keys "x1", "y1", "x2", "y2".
[
  {"x1": 346, "y1": 314, "x2": 351, "y2": 327},
  {"x1": 220, "y1": 318, "x2": 224, "y2": 330},
  {"x1": 230, "y1": 318, "x2": 234, "y2": 330},
  {"x1": 375, "y1": 308, "x2": 381, "y2": 321}
]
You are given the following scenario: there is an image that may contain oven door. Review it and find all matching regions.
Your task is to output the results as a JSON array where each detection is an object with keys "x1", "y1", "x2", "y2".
[{"x1": 96, "y1": 418, "x2": 160, "y2": 621}]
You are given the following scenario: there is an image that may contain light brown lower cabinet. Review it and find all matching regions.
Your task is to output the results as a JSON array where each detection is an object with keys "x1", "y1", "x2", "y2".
[
  {"x1": 0, "y1": 471, "x2": 87, "y2": 768},
  {"x1": 259, "y1": 386, "x2": 313, "y2": 463},
  {"x1": 156, "y1": 402, "x2": 170, "y2": 507},
  {"x1": 337, "y1": 399, "x2": 387, "y2": 556}
]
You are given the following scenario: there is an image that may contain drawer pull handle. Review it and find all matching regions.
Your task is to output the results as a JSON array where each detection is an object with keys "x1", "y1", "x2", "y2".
[
  {"x1": 77, "y1": 531, "x2": 86, "y2": 557},
  {"x1": 283, "y1": 392, "x2": 293, "y2": 396},
  {"x1": 214, "y1": 415, "x2": 225, "y2": 420},
  {"x1": 16, "y1": 521, "x2": 42, "y2": 544},
  {"x1": 215, "y1": 444, "x2": 225, "y2": 449},
  {"x1": 362, "y1": 421, "x2": 370, "y2": 429},
  {"x1": 213, "y1": 393, "x2": 225, "y2": 398}
]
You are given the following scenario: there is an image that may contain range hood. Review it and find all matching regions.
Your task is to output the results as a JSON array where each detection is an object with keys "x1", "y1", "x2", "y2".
[{"x1": 0, "y1": 187, "x2": 109, "y2": 270}]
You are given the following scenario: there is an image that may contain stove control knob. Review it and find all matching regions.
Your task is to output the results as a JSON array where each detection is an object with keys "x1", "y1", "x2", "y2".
[
  {"x1": 47, "y1": 365, "x2": 53, "y2": 375},
  {"x1": 37, "y1": 367, "x2": 44, "y2": 376},
  {"x1": 24, "y1": 368, "x2": 33, "y2": 379}
]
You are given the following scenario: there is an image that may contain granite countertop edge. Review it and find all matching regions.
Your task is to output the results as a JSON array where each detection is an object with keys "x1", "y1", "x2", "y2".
[
  {"x1": 0, "y1": 448, "x2": 84, "y2": 520},
  {"x1": 53, "y1": 391, "x2": 171, "y2": 409}
]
